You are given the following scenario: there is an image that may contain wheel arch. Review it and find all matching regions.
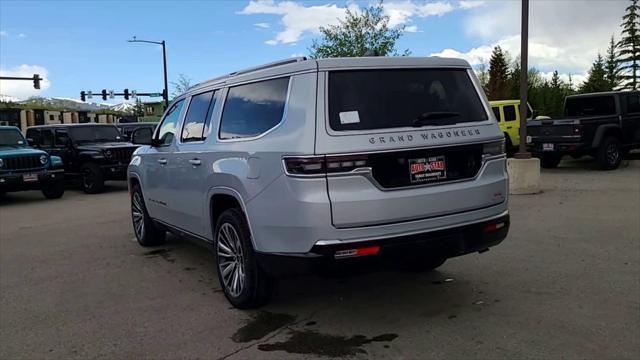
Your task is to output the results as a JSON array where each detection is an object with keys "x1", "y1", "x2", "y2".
[
  {"x1": 592, "y1": 124, "x2": 622, "y2": 148},
  {"x1": 207, "y1": 187, "x2": 256, "y2": 247}
]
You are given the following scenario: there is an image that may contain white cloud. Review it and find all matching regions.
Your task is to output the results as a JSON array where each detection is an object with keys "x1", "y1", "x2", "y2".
[
  {"x1": 240, "y1": 0, "x2": 477, "y2": 45},
  {"x1": 0, "y1": 30, "x2": 8, "y2": 37},
  {"x1": 253, "y1": 22, "x2": 270, "y2": 29},
  {"x1": 458, "y1": 1, "x2": 484, "y2": 10},
  {"x1": 431, "y1": 0, "x2": 625, "y2": 83},
  {"x1": 0, "y1": 65, "x2": 51, "y2": 100}
]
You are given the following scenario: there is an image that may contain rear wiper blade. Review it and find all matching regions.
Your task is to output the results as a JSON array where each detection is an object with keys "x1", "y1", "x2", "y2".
[{"x1": 412, "y1": 111, "x2": 460, "y2": 127}]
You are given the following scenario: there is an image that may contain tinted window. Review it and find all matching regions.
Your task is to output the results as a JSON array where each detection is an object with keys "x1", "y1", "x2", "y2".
[
  {"x1": 55, "y1": 129, "x2": 69, "y2": 147},
  {"x1": 69, "y1": 126, "x2": 120, "y2": 143},
  {"x1": 41, "y1": 129, "x2": 53, "y2": 147},
  {"x1": 328, "y1": 69, "x2": 487, "y2": 131},
  {"x1": 26, "y1": 129, "x2": 39, "y2": 143},
  {"x1": 565, "y1": 96, "x2": 616, "y2": 116},
  {"x1": 219, "y1": 78, "x2": 289, "y2": 140},
  {"x1": 503, "y1": 105, "x2": 517, "y2": 122},
  {"x1": 156, "y1": 100, "x2": 185, "y2": 146},
  {"x1": 182, "y1": 90, "x2": 217, "y2": 142},
  {"x1": 627, "y1": 94, "x2": 640, "y2": 113},
  {"x1": 0, "y1": 129, "x2": 26, "y2": 147},
  {"x1": 492, "y1": 107, "x2": 501, "y2": 121}
]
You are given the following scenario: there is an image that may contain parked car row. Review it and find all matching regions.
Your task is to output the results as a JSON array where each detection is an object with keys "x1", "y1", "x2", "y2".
[{"x1": 0, "y1": 122, "x2": 157, "y2": 198}]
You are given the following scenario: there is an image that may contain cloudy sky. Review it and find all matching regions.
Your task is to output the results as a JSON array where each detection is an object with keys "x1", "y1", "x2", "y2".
[{"x1": 0, "y1": 0, "x2": 628, "y2": 101}]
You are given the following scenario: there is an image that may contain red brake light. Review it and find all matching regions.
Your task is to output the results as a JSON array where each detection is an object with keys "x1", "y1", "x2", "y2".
[
  {"x1": 283, "y1": 157, "x2": 325, "y2": 175},
  {"x1": 284, "y1": 155, "x2": 370, "y2": 176},
  {"x1": 484, "y1": 222, "x2": 506, "y2": 233}
]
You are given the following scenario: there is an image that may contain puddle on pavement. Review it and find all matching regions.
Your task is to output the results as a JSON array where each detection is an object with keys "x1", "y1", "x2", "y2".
[
  {"x1": 231, "y1": 311, "x2": 296, "y2": 343},
  {"x1": 143, "y1": 248, "x2": 176, "y2": 263},
  {"x1": 258, "y1": 330, "x2": 398, "y2": 357}
]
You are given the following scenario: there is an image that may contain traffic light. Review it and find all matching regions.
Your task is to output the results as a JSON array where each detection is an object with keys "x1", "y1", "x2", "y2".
[
  {"x1": 123, "y1": 88, "x2": 130, "y2": 100},
  {"x1": 33, "y1": 74, "x2": 41, "y2": 89},
  {"x1": 101, "y1": 89, "x2": 107, "y2": 101},
  {"x1": 80, "y1": 91, "x2": 86, "y2": 102}
]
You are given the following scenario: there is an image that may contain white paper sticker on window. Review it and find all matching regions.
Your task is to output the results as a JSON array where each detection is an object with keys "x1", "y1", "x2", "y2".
[{"x1": 339, "y1": 111, "x2": 360, "y2": 124}]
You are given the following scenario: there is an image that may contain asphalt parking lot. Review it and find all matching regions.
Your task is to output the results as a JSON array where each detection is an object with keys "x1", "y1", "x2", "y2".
[{"x1": 1, "y1": 158, "x2": 639, "y2": 360}]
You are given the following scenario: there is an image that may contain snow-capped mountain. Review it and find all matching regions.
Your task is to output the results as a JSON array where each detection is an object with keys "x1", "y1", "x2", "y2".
[{"x1": 109, "y1": 102, "x2": 136, "y2": 113}]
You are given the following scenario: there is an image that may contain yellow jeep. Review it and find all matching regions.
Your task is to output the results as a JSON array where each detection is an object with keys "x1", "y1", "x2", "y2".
[{"x1": 489, "y1": 100, "x2": 547, "y2": 152}]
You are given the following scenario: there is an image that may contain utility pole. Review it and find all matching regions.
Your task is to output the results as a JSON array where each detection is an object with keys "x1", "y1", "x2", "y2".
[
  {"x1": 515, "y1": 0, "x2": 531, "y2": 159},
  {"x1": 128, "y1": 36, "x2": 169, "y2": 109}
]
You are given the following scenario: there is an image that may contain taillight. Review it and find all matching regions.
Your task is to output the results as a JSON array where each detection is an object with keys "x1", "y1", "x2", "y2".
[
  {"x1": 483, "y1": 140, "x2": 505, "y2": 156},
  {"x1": 283, "y1": 155, "x2": 370, "y2": 176},
  {"x1": 325, "y1": 155, "x2": 369, "y2": 173},
  {"x1": 283, "y1": 156, "x2": 325, "y2": 175}
]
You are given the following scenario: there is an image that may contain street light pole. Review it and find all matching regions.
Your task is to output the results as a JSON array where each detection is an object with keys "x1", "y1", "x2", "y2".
[
  {"x1": 128, "y1": 36, "x2": 169, "y2": 109},
  {"x1": 515, "y1": 0, "x2": 531, "y2": 159}
]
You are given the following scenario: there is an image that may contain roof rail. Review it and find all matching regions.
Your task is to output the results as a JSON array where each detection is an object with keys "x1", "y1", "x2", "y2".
[{"x1": 229, "y1": 57, "x2": 308, "y2": 77}]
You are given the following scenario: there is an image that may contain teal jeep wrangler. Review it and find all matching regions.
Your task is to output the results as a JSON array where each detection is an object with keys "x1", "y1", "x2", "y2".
[{"x1": 0, "y1": 126, "x2": 65, "y2": 199}]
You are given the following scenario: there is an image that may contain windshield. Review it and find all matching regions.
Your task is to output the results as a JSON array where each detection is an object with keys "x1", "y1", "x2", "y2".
[
  {"x1": 0, "y1": 129, "x2": 27, "y2": 147},
  {"x1": 328, "y1": 69, "x2": 488, "y2": 131},
  {"x1": 69, "y1": 126, "x2": 121, "y2": 143}
]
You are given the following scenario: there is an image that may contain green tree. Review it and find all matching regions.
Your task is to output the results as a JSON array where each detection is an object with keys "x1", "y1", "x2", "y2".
[
  {"x1": 487, "y1": 46, "x2": 510, "y2": 100},
  {"x1": 309, "y1": 1, "x2": 409, "y2": 58},
  {"x1": 618, "y1": 0, "x2": 640, "y2": 90},
  {"x1": 605, "y1": 36, "x2": 623, "y2": 90},
  {"x1": 133, "y1": 99, "x2": 145, "y2": 117},
  {"x1": 474, "y1": 63, "x2": 489, "y2": 94},
  {"x1": 580, "y1": 54, "x2": 609, "y2": 93}
]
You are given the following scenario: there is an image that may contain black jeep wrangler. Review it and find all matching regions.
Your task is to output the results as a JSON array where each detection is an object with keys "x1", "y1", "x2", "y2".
[
  {"x1": 527, "y1": 91, "x2": 640, "y2": 170},
  {"x1": 26, "y1": 124, "x2": 139, "y2": 193}
]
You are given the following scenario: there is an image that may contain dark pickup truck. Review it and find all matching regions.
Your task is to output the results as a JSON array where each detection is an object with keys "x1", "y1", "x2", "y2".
[
  {"x1": 527, "y1": 91, "x2": 640, "y2": 170},
  {"x1": 26, "y1": 124, "x2": 139, "y2": 193}
]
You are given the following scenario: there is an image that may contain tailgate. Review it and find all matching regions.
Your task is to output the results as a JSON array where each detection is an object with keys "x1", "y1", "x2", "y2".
[{"x1": 527, "y1": 119, "x2": 577, "y2": 140}]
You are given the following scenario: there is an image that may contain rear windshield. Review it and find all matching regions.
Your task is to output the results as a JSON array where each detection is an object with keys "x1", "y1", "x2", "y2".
[
  {"x1": 328, "y1": 69, "x2": 488, "y2": 131},
  {"x1": 565, "y1": 96, "x2": 616, "y2": 116}
]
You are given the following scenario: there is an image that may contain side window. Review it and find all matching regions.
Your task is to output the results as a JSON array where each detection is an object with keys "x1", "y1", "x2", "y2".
[
  {"x1": 219, "y1": 77, "x2": 289, "y2": 140},
  {"x1": 26, "y1": 129, "x2": 39, "y2": 144},
  {"x1": 503, "y1": 105, "x2": 517, "y2": 122},
  {"x1": 40, "y1": 129, "x2": 53, "y2": 147},
  {"x1": 155, "y1": 99, "x2": 185, "y2": 146},
  {"x1": 492, "y1": 107, "x2": 501, "y2": 121},
  {"x1": 627, "y1": 94, "x2": 640, "y2": 113},
  {"x1": 181, "y1": 90, "x2": 217, "y2": 142},
  {"x1": 54, "y1": 129, "x2": 69, "y2": 147}
]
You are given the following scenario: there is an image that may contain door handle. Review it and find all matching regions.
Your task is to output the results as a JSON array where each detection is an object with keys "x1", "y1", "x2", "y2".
[
  {"x1": 188, "y1": 159, "x2": 202, "y2": 166},
  {"x1": 157, "y1": 158, "x2": 167, "y2": 165},
  {"x1": 506, "y1": 126, "x2": 513, "y2": 129}
]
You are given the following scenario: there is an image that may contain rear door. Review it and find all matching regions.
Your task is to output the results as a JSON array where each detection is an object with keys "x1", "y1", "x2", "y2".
[
  {"x1": 315, "y1": 66, "x2": 504, "y2": 228},
  {"x1": 502, "y1": 104, "x2": 520, "y2": 146},
  {"x1": 622, "y1": 93, "x2": 640, "y2": 144}
]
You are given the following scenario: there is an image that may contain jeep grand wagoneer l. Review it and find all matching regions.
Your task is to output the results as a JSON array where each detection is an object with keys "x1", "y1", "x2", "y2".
[{"x1": 128, "y1": 57, "x2": 510, "y2": 308}]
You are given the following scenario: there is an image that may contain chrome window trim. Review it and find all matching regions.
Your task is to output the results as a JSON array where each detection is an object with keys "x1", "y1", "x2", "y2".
[
  {"x1": 177, "y1": 89, "x2": 221, "y2": 146},
  {"x1": 216, "y1": 76, "x2": 293, "y2": 143}
]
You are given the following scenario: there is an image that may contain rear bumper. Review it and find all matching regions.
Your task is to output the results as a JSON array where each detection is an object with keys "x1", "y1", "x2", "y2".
[
  {"x1": 528, "y1": 140, "x2": 593, "y2": 155},
  {"x1": 255, "y1": 212, "x2": 509, "y2": 277},
  {"x1": 0, "y1": 169, "x2": 64, "y2": 192}
]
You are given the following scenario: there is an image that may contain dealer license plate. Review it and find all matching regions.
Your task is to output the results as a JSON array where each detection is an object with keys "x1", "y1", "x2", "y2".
[
  {"x1": 409, "y1": 155, "x2": 447, "y2": 184},
  {"x1": 543, "y1": 143, "x2": 554, "y2": 151},
  {"x1": 22, "y1": 174, "x2": 39, "y2": 182}
]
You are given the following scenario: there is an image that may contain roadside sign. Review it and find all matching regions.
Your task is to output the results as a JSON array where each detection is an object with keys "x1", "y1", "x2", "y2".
[
  {"x1": 149, "y1": 93, "x2": 161, "y2": 97},
  {"x1": 131, "y1": 90, "x2": 137, "y2": 99},
  {"x1": 87, "y1": 91, "x2": 93, "y2": 99},
  {"x1": 108, "y1": 90, "x2": 115, "y2": 99}
]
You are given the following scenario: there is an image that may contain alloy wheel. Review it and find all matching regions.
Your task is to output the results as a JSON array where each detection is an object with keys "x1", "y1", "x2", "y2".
[
  {"x1": 216, "y1": 223, "x2": 246, "y2": 297},
  {"x1": 606, "y1": 143, "x2": 619, "y2": 165},
  {"x1": 131, "y1": 191, "x2": 145, "y2": 240}
]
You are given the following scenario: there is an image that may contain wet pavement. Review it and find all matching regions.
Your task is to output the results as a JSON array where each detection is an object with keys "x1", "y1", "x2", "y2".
[{"x1": 1, "y1": 158, "x2": 639, "y2": 359}]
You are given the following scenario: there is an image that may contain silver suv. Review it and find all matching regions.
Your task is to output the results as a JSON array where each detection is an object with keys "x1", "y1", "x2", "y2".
[{"x1": 128, "y1": 57, "x2": 509, "y2": 308}]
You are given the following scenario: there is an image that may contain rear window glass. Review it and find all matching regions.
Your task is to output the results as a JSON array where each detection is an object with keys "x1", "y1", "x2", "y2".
[
  {"x1": 328, "y1": 69, "x2": 487, "y2": 131},
  {"x1": 492, "y1": 107, "x2": 501, "y2": 120},
  {"x1": 219, "y1": 78, "x2": 289, "y2": 140},
  {"x1": 565, "y1": 96, "x2": 616, "y2": 116},
  {"x1": 503, "y1": 105, "x2": 517, "y2": 121}
]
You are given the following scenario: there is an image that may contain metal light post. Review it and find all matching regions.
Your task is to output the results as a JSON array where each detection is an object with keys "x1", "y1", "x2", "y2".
[
  {"x1": 128, "y1": 36, "x2": 169, "y2": 109},
  {"x1": 515, "y1": 0, "x2": 531, "y2": 159}
]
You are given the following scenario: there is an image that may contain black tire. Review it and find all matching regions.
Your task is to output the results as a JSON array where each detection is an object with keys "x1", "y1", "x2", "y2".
[
  {"x1": 131, "y1": 184, "x2": 166, "y2": 246},
  {"x1": 41, "y1": 180, "x2": 65, "y2": 199},
  {"x1": 81, "y1": 162, "x2": 105, "y2": 194},
  {"x1": 214, "y1": 208, "x2": 273, "y2": 309},
  {"x1": 540, "y1": 154, "x2": 562, "y2": 169},
  {"x1": 401, "y1": 254, "x2": 447, "y2": 273},
  {"x1": 596, "y1": 136, "x2": 622, "y2": 170}
]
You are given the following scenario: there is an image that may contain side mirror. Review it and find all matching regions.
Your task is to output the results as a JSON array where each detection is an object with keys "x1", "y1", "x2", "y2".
[
  {"x1": 131, "y1": 127, "x2": 153, "y2": 145},
  {"x1": 27, "y1": 138, "x2": 36, "y2": 146}
]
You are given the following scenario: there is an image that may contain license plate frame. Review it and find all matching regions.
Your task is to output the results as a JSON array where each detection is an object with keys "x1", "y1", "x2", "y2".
[
  {"x1": 409, "y1": 155, "x2": 447, "y2": 184},
  {"x1": 542, "y1": 143, "x2": 555, "y2": 151},
  {"x1": 22, "y1": 173, "x2": 39, "y2": 182}
]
